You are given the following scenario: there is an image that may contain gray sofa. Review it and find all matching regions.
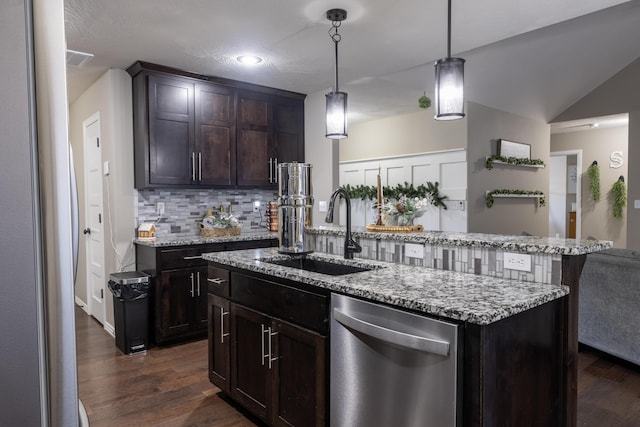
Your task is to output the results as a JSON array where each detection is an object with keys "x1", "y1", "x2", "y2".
[{"x1": 578, "y1": 248, "x2": 640, "y2": 366}]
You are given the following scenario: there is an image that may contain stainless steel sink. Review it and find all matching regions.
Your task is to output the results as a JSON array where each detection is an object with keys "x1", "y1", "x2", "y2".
[{"x1": 265, "y1": 257, "x2": 374, "y2": 276}]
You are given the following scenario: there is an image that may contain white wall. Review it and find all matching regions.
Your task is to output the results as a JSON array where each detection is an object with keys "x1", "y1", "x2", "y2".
[
  {"x1": 341, "y1": 108, "x2": 467, "y2": 161},
  {"x1": 68, "y1": 69, "x2": 135, "y2": 327},
  {"x1": 551, "y1": 125, "x2": 628, "y2": 248},
  {"x1": 553, "y1": 57, "x2": 640, "y2": 249}
]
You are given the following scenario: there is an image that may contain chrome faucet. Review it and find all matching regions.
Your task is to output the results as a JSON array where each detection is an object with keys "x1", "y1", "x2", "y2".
[{"x1": 325, "y1": 187, "x2": 362, "y2": 259}]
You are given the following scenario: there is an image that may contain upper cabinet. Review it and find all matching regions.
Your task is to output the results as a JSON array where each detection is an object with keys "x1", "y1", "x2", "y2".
[{"x1": 128, "y1": 62, "x2": 305, "y2": 190}]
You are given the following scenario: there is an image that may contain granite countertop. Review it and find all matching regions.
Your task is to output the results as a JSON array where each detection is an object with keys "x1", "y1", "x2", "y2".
[
  {"x1": 134, "y1": 230, "x2": 277, "y2": 247},
  {"x1": 202, "y1": 247, "x2": 569, "y2": 325},
  {"x1": 307, "y1": 225, "x2": 612, "y2": 256}
]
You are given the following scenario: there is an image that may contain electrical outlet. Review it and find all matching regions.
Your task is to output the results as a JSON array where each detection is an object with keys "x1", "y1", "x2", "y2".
[
  {"x1": 157, "y1": 202, "x2": 165, "y2": 216},
  {"x1": 635, "y1": 200, "x2": 640, "y2": 209},
  {"x1": 503, "y1": 252, "x2": 532, "y2": 272},
  {"x1": 253, "y1": 201, "x2": 261, "y2": 212},
  {"x1": 319, "y1": 201, "x2": 327, "y2": 212},
  {"x1": 405, "y1": 243, "x2": 425, "y2": 258}
]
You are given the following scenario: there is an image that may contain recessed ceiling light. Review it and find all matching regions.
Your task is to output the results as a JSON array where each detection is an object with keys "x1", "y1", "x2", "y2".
[{"x1": 237, "y1": 55, "x2": 262, "y2": 65}]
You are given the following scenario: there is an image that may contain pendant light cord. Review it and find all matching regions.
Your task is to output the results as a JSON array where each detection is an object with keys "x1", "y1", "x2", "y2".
[
  {"x1": 447, "y1": 0, "x2": 452, "y2": 59},
  {"x1": 329, "y1": 20, "x2": 342, "y2": 92}
]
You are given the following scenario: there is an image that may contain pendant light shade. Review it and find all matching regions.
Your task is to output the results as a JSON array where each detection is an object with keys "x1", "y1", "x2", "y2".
[
  {"x1": 326, "y1": 91, "x2": 348, "y2": 138},
  {"x1": 434, "y1": 57, "x2": 465, "y2": 120},
  {"x1": 325, "y1": 9, "x2": 348, "y2": 139},
  {"x1": 434, "y1": 0, "x2": 465, "y2": 120}
]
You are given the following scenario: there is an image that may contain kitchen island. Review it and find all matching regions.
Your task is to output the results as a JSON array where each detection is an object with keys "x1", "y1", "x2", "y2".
[{"x1": 203, "y1": 231, "x2": 610, "y2": 427}]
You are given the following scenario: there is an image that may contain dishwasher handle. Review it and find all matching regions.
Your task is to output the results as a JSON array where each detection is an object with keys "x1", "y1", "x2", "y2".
[{"x1": 333, "y1": 307, "x2": 450, "y2": 356}]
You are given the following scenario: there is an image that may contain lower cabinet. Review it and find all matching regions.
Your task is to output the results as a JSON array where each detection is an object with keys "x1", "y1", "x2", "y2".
[
  {"x1": 157, "y1": 266, "x2": 208, "y2": 339},
  {"x1": 135, "y1": 238, "x2": 277, "y2": 345},
  {"x1": 207, "y1": 267, "x2": 327, "y2": 427}
]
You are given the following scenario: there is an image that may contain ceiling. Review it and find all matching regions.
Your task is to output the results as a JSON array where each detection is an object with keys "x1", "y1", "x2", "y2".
[{"x1": 64, "y1": 0, "x2": 640, "y2": 125}]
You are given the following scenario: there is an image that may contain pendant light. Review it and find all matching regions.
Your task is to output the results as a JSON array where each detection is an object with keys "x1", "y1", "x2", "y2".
[
  {"x1": 434, "y1": 0, "x2": 465, "y2": 120},
  {"x1": 325, "y1": 9, "x2": 348, "y2": 139}
]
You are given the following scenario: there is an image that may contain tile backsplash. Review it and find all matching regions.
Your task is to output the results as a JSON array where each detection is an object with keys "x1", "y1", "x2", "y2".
[{"x1": 136, "y1": 188, "x2": 278, "y2": 237}]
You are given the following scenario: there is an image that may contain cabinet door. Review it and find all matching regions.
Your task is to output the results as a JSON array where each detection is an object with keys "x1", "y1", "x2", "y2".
[
  {"x1": 236, "y1": 92, "x2": 273, "y2": 187},
  {"x1": 208, "y1": 294, "x2": 230, "y2": 393},
  {"x1": 230, "y1": 303, "x2": 271, "y2": 421},
  {"x1": 272, "y1": 319, "x2": 326, "y2": 427},
  {"x1": 157, "y1": 269, "x2": 193, "y2": 338},
  {"x1": 195, "y1": 83, "x2": 236, "y2": 186},
  {"x1": 273, "y1": 98, "x2": 304, "y2": 164},
  {"x1": 148, "y1": 74, "x2": 194, "y2": 185}
]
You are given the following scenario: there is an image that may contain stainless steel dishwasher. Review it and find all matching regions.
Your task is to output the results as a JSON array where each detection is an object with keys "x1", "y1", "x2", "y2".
[{"x1": 330, "y1": 293, "x2": 461, "y2": 427}]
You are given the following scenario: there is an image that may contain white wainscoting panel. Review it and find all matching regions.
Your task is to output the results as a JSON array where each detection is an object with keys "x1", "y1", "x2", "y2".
[{"x1": 339, "y1": 150, "x2": 467, "y2": 232}]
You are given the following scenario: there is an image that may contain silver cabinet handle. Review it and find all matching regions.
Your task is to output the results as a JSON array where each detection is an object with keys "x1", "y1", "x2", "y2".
[
  {"x1": 268, "y1": 327, "x2": 278, "y2": 369},
  {"x1": 268, "y1": 158, "x2": 273, "y2": 183},
  {"x1": 183, "y1": 255, "x2": 202, "y2": 260},
  {"x1": 190, "y1": 273, "x2": 195, "y2": 297},
  {"x1": 220, "y1": 309, "x2": 229, "y2": 344},
  {"x1": 261, "y1": 324, "x2": 267, "y2": 366},
  {"x1": 274, "y1": 158, "x2": 278, "y2": 184},
  {"x1": 191, "y1": 152, "x2": 196, "y2": 181},
  {"x1": 207, "y1": 277, "x2": 223, "y2": 284},
  {"x1": 198, "y1": 152, "x2": 202, "y2": 181},
  {"x1": 333, "y1": 308, "x2": 450, "y2": 356},
  {"x1": 196, "y1": 272, "x2": 201, "y2": 296}
]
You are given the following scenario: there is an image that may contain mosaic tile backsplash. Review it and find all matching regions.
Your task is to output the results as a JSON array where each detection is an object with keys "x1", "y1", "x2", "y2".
[
  {"x1": 311, "y1": 233, "x2": 563, "y2": 285},
  {"x1": 136, "y1": 188, "x2": 278, "y2": 237}
]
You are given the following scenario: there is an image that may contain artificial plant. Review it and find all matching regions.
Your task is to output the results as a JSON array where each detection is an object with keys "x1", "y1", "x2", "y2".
[
  {"x1": 485, "y1": 155, "x2": 545, "y2": 170},
  {"x1": 587, "y1": 161, "x2": 601, "y2": 202},
  {"x1": 341, "y1": 181, "x2": 448, "y2": 209},
  {"x1": 611, "y1": 176, "x2": 627, "y2": 219}
]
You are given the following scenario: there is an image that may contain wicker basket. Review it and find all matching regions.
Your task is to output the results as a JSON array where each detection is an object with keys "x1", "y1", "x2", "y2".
[{"x1": 200, "y1": 227, "x2": 241, "y2": 237}]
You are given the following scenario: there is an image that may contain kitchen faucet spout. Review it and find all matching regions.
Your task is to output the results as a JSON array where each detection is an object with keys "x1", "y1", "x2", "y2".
[{"x1": 325, "y1": 187, "x2": 362, "y2": 259}]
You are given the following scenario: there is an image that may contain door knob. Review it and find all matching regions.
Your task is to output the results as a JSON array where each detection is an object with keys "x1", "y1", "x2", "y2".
[{"x1": 83, "y1": 228, "x2": 91, "y2": 235}]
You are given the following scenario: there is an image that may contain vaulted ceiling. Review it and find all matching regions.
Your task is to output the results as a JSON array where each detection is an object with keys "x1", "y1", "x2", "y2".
[{"x1": 65, "y1": 0, "x2": 640, "y2": 124}]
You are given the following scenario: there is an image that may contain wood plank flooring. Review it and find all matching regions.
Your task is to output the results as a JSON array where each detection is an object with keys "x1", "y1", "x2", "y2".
[
  {"x1": 75, "y1": 307, "x2": 262, "y2": 427},
  {"x1": 76, "y1": 307, "x2": 640, "y2": 426}
]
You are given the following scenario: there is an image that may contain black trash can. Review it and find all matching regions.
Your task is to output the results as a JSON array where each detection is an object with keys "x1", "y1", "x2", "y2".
[{"x1": 108, "y1": 271, "x2": 151, "y2": 355}]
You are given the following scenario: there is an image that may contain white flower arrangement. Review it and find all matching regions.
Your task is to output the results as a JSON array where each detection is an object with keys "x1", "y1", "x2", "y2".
[
  {"x1": 381, "y1": 195, "x2": 433, "y2": 226},
  {"x1": 202, "y1": 212, "x2": 241, "y2": 229}
]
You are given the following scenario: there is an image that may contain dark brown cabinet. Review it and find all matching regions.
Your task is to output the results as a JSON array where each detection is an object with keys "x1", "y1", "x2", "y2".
[
  {"x1": 236, "y1": 91, "x2": 273, "y2": 187},
  {"x1": 157, "y1": 266, "x2": 207, "y2": 339},
  {"x1": 207, "y1": 268, "x2": 327, "y2": 427},
  {"x1": 128, "y1": 61, "x2": 305, "y2": 190},
  {"x1": 195, "y1": 83, "x2": 236, "y2": 186},
  {"x1": 147, "y1": 74, "x2": 194, "y2": 186},
  {"x1": 135, "y1": 238, "x2": 276, "y2": 345}
]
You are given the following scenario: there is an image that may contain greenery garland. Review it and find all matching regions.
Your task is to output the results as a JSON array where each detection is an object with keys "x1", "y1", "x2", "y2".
[
  {"x1": 342, "y1": 181, "x2": 448, "y2": 209},
  {"x1": 587, "y1": 161, "x2": 601, "y2": 202},
  {"x1": 485, "y1": 189, "x2": 546, "y2": 208},
  {"x1": 485, "y1": 155, "x2": 545, "y2": 170},
  {"x1": 611, "y1": 177, "x2": 626, "y2": 219}
]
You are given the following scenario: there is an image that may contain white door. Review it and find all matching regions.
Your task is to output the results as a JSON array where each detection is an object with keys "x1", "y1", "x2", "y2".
[
  {"x1": 83, "y1": 112, "x2": 106, "y2": 324},
  {"x1": 549, "y1": 155, "x2": 567, "y2": 238}
]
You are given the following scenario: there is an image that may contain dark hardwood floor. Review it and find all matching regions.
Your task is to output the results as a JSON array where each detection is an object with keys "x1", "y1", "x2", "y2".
[
  {"x1": 76, "y1": 307, "x2": 640, "y2": 426},
  {"x1": 75, "y1": 307, "x2": 261, "y2": 427}
]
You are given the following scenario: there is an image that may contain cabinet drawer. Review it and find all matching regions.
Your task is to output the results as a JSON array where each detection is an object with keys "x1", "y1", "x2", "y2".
[
  {"x1": 207, "y1": 266, "x2": 230, "y2": 297},
  {"x1": 159, "y1": 244, "x2": 224, "y2": 270},
  {"x1": 231, "y1": 272, "x2": 328, "y2": 334}
]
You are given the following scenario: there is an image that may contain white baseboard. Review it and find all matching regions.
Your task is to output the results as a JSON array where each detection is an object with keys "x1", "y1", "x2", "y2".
[
  {"x1": 75, "y1": 296, "x2": 89, "y2": 313},
  {"x1": 103, "y1": 321, "x2": 115, "y2": 337}
]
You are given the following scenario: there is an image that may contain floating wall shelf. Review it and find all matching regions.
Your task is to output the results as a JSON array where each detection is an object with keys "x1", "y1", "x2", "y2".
[
  {"x1": 485, "y1": 190, "x2": 546, "y2": 208},
  {"x1": 485, "y1": 157, "x2": 545, "y2": 169}
]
